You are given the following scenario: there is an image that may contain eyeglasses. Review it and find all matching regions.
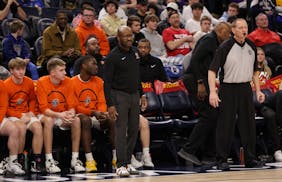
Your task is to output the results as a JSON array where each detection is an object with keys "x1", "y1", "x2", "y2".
[{"x1": 83, "y1": 14, "x2": 95, "y2": 17}]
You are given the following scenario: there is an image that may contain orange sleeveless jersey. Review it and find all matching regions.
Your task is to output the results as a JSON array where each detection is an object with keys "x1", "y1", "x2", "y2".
[
  {"x1": 36, "y1": 76, "x2": 76, "y2": 113},
  {"x1": 0, "y1": 81, "x2": 8, "y2": 122},
  {"x1": 4, "y1": 77, "x2": 36, "y2": 118},
  {"x1": 71, "y1": 75, "x2": 107, "y2": 115}
]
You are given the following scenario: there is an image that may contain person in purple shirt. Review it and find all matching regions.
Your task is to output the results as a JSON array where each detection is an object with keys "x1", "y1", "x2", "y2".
[{"x1": 2, "y1": 19, "x2": 39, "y2": 80}]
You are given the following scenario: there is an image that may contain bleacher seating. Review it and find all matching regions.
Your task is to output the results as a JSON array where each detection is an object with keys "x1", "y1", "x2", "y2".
[{"x1": 36, "y1": 18, "x2": 54, "y2": 36}]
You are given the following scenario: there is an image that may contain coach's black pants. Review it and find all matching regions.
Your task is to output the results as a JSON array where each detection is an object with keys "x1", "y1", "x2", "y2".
[{"x1": 112, "y1": 90, "x2": 140, "y2": 168}]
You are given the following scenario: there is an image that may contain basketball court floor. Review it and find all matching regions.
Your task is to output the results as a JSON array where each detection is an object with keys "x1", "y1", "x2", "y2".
[{"x1": 1, "y1": 162, "x2": 282, "y2": 181}]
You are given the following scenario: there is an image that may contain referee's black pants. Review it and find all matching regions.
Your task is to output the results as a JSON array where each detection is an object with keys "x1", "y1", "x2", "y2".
[
  {"x1": 216, "y1": 83, "x2": 257, "y2": 164},
  {"x1": 111, "y1": 90, "x2": 140, "y2": 168}
]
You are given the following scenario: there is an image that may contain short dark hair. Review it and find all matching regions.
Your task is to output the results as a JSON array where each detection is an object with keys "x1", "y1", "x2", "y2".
[
  {"x1": 191, "y1": 2, "x2": 203, "y2": 10},
  {"x1": 104, "y1": 0, "x2": 119, "y2": 11},
  {"x1": 9, "y1": 19, "x2": 24, "y2": 33},
  {"x1": 56, "y1": 9, "x2": 67, "y2": 18},
  {"x1": 81, "y1": 55, "x2": 96, "y2": 67},
  {"x1": 200, "y1": 15, "x2": 211, "y2": 24},
  {"x1": 127, "y1": 15, "x2": 141, "y2": 27},
  {"x1": 228, "y1": 2, "x2": 239, "y2": 11},
  {"x1": 138, "y1": 38, "x2": 151, "y2": 47},
  {"x1": 85, "y1": 34, "x2": 98, "y2": 47}
]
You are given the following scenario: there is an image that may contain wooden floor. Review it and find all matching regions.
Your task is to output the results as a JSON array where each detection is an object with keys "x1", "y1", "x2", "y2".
[{"x1": 105, "y1": 168, "x2": 282, "y2": 182}]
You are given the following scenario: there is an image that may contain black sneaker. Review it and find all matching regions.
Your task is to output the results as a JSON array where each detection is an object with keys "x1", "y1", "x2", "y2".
[
  {"x1": 177, "y1": 148, "x2": 202, "y2": 165},
  {"x1": 217, "y1": 162, "x2": 230, "y2": 171},
  {"x1": 245, "y1": 160, "x2": 265, "y2": 168},
  {"x1": 17, "y1": 154, "x2": 25, "y2": 171},
  {"x1": 30, "y1": 157, "x2": 44, "y2": 173}
]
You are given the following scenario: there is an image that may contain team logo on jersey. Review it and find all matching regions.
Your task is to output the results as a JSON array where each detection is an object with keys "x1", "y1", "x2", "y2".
[
  {"x1": 16, "y1": 98, "x2": 24, "y2": 105},
  {"x1": 248, "y1": 49, "x2": 252, "y2": 55},
  {"x1": 85, "y1": 96, "x2": 91, "y2": 106},
  {"x1": 52, "y1": 99, "x2": 59, "y2": 108}
]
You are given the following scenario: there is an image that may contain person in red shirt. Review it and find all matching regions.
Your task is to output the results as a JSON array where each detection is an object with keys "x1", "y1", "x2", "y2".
[
  {"x1": 162, "y1": 11, "x2": 193, "y2": 57},
  {"x1": 0, "y1": 80, "x2": 25, "y2": 175},
  {"x1": 36, "y1": 58, "x2": 85, "y2": 174},
  {"x1": 248, "y1": 13, "x2": 281, "y2": 47},
  {"x1": 71, "y1": 55, "x2": 115, "y2": 172},
  {"x1": 4, "y1": 58, "x2": 44, "y2": 173}
]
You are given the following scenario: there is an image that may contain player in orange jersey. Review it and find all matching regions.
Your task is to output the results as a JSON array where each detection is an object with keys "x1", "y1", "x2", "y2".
[
  {"x1": 36, "y1": 58, "x2": 85, "y2": 174},
  {"x1": 4, "y1": 58, "x2": 44, "y2": 173}
]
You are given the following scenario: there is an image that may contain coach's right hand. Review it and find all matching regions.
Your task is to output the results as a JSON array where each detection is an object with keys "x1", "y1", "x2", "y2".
[{"x1": 108, "y1": 106, "x2": 118, "y2": 121}]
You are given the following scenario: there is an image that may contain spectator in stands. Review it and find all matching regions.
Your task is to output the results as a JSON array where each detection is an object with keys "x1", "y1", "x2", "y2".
[
  {"x1": 185, "y1": 2, "x2": 204, "y2": 35},
  {"x1": 191, "y1": 15, "x2": 212, "y2": 49},
  {"x1": 38, "y1": 10, "x2": 81, "y2": 76},
  {"x1": 178, "y1": 22, "x2": 231, "y2": 166},
  {"x1": 5, "y1": 58, "x2": 44, "y2": 173},
  {"x1": 76, "y1": 7, "x2": 110, "y2": 56},
  {"x1": 250, "y1": 0, "x2": 276, "y2": 30},
  {"x1": 36, "y1": 58, "x2": 85, "y2": 174},
  {"x1": 219, "y1": 2, "x2": 239, "y2": 22},
  {"x1": 2, "y1": 19, "x2": 39, "y2": 80},
  {"x1": 128, "y1": 15, "x2": 145, "y2": 47},
  {"x1": 0, "y1": 81, "x2": 25, "y2": 175},
  {"x1": 141, "y1": 14, "x2": 166, "y2": 58},
  {"x1": 0, "y1": 0, "x2": 27, "y2": 21},
  {"x1": 18, "y1": 0, "x2": 44, "y2": 14},
  {"x1": 72, "y1": 55, "x2": 116, "y2": 172},
  {"x1": 208, "y1": 18, "x2": 265, "y2": 171},
  {"x1": 182, "y1": 0, "x2": 218, "y2": 25},
  {"x1": 100, "y1": 0, "x2": 126, "y2": 36},
  {"x1": 72, "y1": 0, "x2": 102, "y2": 29},
  {"x1": 104, "y1": 26, "x2": 147, "y2": 177},
  {"x1": 73, "y1": 35, "x2": 104, "y2": 77},
  {"x1": 98, "y1": 0, "x2": 128, "y2": 20},
  {"x1": 247, "y1": 13, "x2": 281, "y2": 47},
  {"x1": 146, "y1": 2, "x2": 159, "y2": 16},
  {"x1": 254, "y1": 47, "x2": 282, "y2": 162},
  {"x1": 160, "y1": 2, "x2": 181, "y2": 22},
  {"x1": 128, "y1": 0, "x2": 148, "y2": 27},
  {"x1": 162, "y1": 11, "x2": 193, "y2": 60},
  {"x1": 157, "y1": 3, "x2": 184, "y2": 35}
]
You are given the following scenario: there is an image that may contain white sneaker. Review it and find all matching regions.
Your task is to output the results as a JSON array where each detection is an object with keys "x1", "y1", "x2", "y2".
[
  {"x1": 116, "y1": 166, "x2": 130, "y2": 177},
  {"x1": 143, "y1": 154, "x2": 154, "y2": 168},
  {"x1": 127, "y1": 164, "x2": 139, "y2": 175},
  {"x1": 6, "y1": 160, "x2": 25, "y2": 175},
  {"x1": 274, "y1": 150, "x2": 282, "y2": 162},
  {"x1": 70, "y1": 159, "x2": 85, "y2": 173},
  {"x1": 0, "y1": 157, "x2": 8, "y2": 175},
  {"x1": 45, "y1": 159, "x2": 61, "y2": 173},
  {"x1": 131, "y1": 155, "x2": 143, "y2": 169}
]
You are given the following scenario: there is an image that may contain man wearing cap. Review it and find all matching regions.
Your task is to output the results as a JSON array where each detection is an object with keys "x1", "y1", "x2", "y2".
[{"x1": 157, "y1": 2, "x2": 185, "y2": 35}]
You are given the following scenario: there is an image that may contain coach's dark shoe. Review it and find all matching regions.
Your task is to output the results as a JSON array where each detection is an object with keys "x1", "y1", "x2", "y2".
[
  {"x1": 217, "y1": 162, "x2": 230, "y2": 171},
  {"x1": 245, "y1": 160, "x2": 265, "y2": 168},
  {"x1": 177, "y1": 149, "x2": 201, "y2": 165}
]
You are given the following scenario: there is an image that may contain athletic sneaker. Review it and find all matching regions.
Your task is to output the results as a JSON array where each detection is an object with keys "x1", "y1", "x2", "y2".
[
  {"x1": 131, "y1": 155, "x2": 143, "y2": 169},
  {"x1": 116, "y1": 166, "x2": 129, "y2": 177},
  {"x1": 30, "y1": 157, "x2": 44, "y2": 173},
  {"x1": 0, "y1": 158, "x2": 8, "y2": 175},
  {"x1": 112, "y1": 159, "x2": 117, "y2": 171},
  {"x1": 6, "y1": 159, "x2": 25, "y2": 175},
  {"x1": 70, "y1": 158, "x2": 85, "y2": 173},
  {"x1": 45, "y1": 159, "x2": 61, "y2": 173},
  {"x1": 142, "y1": 153, "x2": 154, "y2": 168},
  {"x1": 274, "y1": 150, "x2": 282, "y2": 162},
  {"x1": 85, "y1": 160, "x2": 97, "y2": 172},
  {"x1": 127, "y1": 164, "x2": 139, "y2": 175}
]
